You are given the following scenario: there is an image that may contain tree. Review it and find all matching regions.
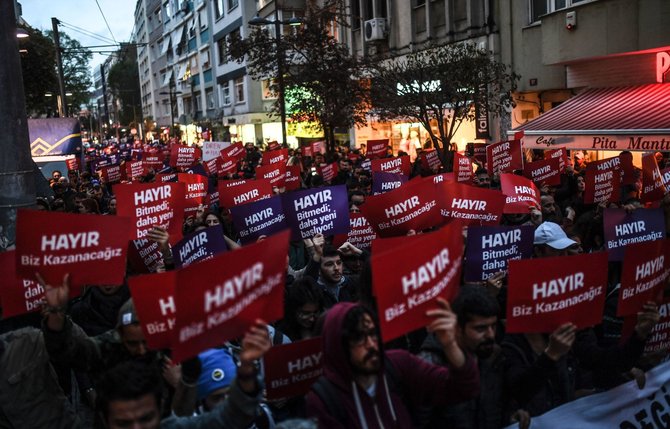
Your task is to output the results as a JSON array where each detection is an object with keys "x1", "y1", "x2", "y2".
[
  {"x1": 228, "y1": 1, "x2": 367, "y2": 154},
  {"x1": 45, "y1": 30, "x2": 93, "y2": 112},
  {"x1": 369, "y1": 43, "x2": 518, "y2": 169},
  {"x1": 18, "y1": 25, "x2": 58, "y2": 116},
  {"x1": 107, "y1": 44, "x2": 142, "y2": 126}
]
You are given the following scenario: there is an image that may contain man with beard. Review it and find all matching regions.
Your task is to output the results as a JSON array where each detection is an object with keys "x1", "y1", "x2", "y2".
[
  {"x1": 540, "y1": 195, "x2": 563, "y2": 225},
  {"x1": 306, "y1": 300, "x2": 479, "y2": 428},
  {"x1": 419, "y1": 286, "x2": 529, "y2": 429}
]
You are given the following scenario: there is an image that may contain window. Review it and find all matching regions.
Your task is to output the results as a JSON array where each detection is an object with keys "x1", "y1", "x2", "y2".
[
  {"x1": 200, "y1": 50, "x2": 211, "y2": 69},
  {"x1": 221, "y1": 81, "x2": 231, "y2": 105},
  {"x1": 351, "y1": 0, "x2": 361, "y2": 30},
  {"x1": 206, "y1": 88, "x2": 215, "y2": 109},
  {"x1": 228, "y1": 0, "x2": 239, "y2": 11},
  {"x1": 217, "y1": 38, "x2": 227, "y2": 65},
  {"x1": 199, "y1": 9, "x2": 208, "y2": 29},
  {"x1": 214, "y1": 0, "x2": 224, "y2": 19},
  {"x1": 530, "y1": 0, "x2": 591, "y2": 24},
  {"x1": 234, "y1": 77, "x2": 244, "y2": 103},
  {"x1": 412, "y1": 0, "x2": 426, "y2": 34}
]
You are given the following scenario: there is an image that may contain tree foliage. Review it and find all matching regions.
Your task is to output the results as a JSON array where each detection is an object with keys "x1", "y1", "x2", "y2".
[
  {"x1": 19, "y1": 25, "x2": 58, "y2": 116},
  {"x1": 369, "y1": 43, "x2": 518, "y2": 168},
  {"x1": 107, "y1": 44, "x2": 142, "y2": 126},
  {"x1": 45, "y1": 31, "x2": 93, "y2": 112},
  {"x1": 228, "y1": 1, "x2": 367, "y2": 153}
]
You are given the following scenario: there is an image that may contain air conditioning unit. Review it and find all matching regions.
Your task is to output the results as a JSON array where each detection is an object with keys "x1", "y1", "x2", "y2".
[{"x1": 364, "y1": 18, "x2": 387, "y2": 42}]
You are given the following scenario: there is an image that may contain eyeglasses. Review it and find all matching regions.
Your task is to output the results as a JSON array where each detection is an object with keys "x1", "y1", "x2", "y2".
[
  {"x1": 349, "y1": 329, "x2": 378, "y2": 347},
  {"x1": 297, "y1": 310, "x2": 320, "y2": 320}
]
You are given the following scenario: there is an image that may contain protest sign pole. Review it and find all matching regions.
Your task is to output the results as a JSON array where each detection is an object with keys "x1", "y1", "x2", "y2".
[{"x1": 0, "y1": 1, "x2": 36, "y2": 251}]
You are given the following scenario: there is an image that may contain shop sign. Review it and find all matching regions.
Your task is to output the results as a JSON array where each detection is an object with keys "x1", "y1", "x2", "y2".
[{"x1": 521, "y1": 134, "x2": 670, "y2": 151}]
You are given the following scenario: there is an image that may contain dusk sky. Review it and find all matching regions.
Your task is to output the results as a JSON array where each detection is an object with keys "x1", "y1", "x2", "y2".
[{"x1": 20, "y1": 0, "x2": 137, "y2": 71}]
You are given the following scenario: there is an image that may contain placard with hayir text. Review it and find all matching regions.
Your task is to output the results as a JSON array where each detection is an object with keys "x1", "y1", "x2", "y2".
[
  {"x1": 617, "y1": 239, "x2": 670, "y2": 317},
  {"x1": 454, "y1": 153, "x2": 474, "y2": 183},
  {"x1": 331, "y1": 213, "x2": 378, "y2": 251},
  {"x1": 264, "y1": 337, "x2": 323, "y2": 400},
  {"x1": 127, "y1": 239, "x2": 164, "y2": 274},
  {"x1": 114, "y1": 182, "x2": 185, "y2": 244},
  {"x1": 372, "y1": 224, "x2": 463, "y2": 342},
  {"x1": 362, "y1": 178, "x2": 441, "y2": 237},
  {"x1": 0, "y1": 251, "x2": 56, "y2": 318},
  {"x1": 372, "y1": 172, "x2": 407, "y2": 195},
  {"x1": 371, "y1": 155, "x2": 410, "y2": 178},
  {"x1": 543, "y1": 148, "x2": 568, "y2": 173},
  {"x1": 230, "y1": 196, "x2": 288, "y2": 244},
  {"x1": 256, "y1": 163, "x2": 286, "y2": 188},
  {"x1": 642, "y1": 153, "x2": 667, "y2": 203},
  {"x1": 218, "y1": 142, "x2": 245, "y2": 175},
  {"x1": 99, "y1": 164, "x2": 122, "y2": 184},
  {"x1": 584, "y1": 157, "x2": 621, "y2": 204},
  {"x1": 126, "y1": 160, "x2": 146, "y2": 181},
  {"x1": 486, "y1": 139, "x2": 522, "y2": 176},
  {"x1": 506, "y1": 252, "x2": 608, "y2": 333},
  {"x1": 622, "y1": 298, "x2": 670, "y2": 355},
  {"x1": 420, "y1": 149, "x2": 441, "y2": 172},
  {"x1": 178, "y1": 173, "x2": 208, "y2": 215},
  {"x1": 171, "y1": 231, "x2": 290, "y2": 362},
  {"x1": 604, "y1": 208, "x2": 666, "y2": 261},
  {"x1": 464, "y1": 225, "x2": 534, "y2": 282},
  {"x1": 318, "y1": 162, "x2": 338, "y2": 182},
  {"x1": 172, "y1": 226, "x2": 228, "y2": 268},
  {"x1": 218, "y1": 179, "x2": 273, "y2": 209},
  {"x1": 284, "y1": 165, "x2": 302, "y2": 191},
  {"x1": 523, "y1": 157, "x2": 561, "y2": 187},
  {"x1": 436, "y1": 182, "x2": 506, "y2": 226},
  {"x1": 281, "y1": 185, "x2": 350, "y2": 240},
  {"x1": 366, "y1": 139, "x2": 388, "y2": 159},
  {"x1": 500, "y1": 173, "x2": 540, "y2": 214},
  {"x1": 169, "y1": 144, "x2": 201, "y2": 168},
  {"x1": 262, "y1": 148, "x2": 289, "y2": 166},
  {"x1": 128, "y1": 271, "x2": 177, "y2": 350},
  {"x1": 15, "y1": 210, "x2": 130, "y2": 286}
]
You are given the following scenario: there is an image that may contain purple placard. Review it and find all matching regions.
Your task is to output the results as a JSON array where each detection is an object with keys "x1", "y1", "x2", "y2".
[
  {"x1": 604, "y1": 208, "x2": 666, "y2": 261},
  {"x1": 464, "y1": 225, "x2": 534, "y2": 282},
  {"x1": 230, "y1": 195, "x2": 288, "y2": 244},
  {"x1": 372, "y1": 172, "x2": 408, "y2": 195},
  {"x1": 172, "y1": 226, "x2": 228, "y2": 268},
  {"x1": 281, "y1": 185, "x2": 350, "y2": 240}
]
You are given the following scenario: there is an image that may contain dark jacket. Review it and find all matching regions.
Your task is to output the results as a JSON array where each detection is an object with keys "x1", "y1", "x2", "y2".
[
  {"x1": 304, "y1": 258, "x2": 359, "y2": 309},
  {"x1": 418, "y1": 333, "x2": 506, "y2": 429},
  {"x1": 305, "y1": 302, "x2": 480, "y2": 429},
  {"x1": 70, "y1": 286, "x2": 130, "y2": 336}
]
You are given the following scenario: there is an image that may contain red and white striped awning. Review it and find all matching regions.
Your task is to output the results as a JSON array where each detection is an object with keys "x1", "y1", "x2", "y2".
[{"x1": 513, "y1": 84, "x2": 670, "y2": 151}]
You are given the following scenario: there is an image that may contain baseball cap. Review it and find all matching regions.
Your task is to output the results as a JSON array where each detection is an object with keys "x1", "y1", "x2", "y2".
[
  {"x1": 117, "y1": 299, "x2": 140, "y2": 328},
  {"x1": 197, "y1": 348, "x2": 237, "y2": 400},
  {"x1": 533, "y1": 222, "x2": 576, "y2": 250}
]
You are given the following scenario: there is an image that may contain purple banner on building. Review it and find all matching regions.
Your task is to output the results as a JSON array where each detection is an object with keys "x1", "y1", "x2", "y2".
[
  {"x1": 604, "y1": 208, "x2": 666, "y2": 261},
  {"x1": 464, "y1": 225, "x2": 534, "y2": 282},
  {"x1": 281, "y1": 185, "x2": 350, "y2": 240},
  {"x1": 172, "y1": 226, "x2": 228, "y2": 268},
  {"x1": 230, "y1": 195, "x2": 288, "y2": 244},
  {"x1": 372, "y1": 172, "x2": 408, "y2": 195}
]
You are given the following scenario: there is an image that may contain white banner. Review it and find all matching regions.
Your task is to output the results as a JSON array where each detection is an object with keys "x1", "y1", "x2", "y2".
[
  {"x1": 505, "y1": 359, "x2": 670, "y2": 428},
  {"x1": 202, "y1": 141, "x2": 231, "y2": 161}
]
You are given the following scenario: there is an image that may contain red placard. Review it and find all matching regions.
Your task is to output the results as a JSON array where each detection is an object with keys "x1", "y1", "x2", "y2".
[
  {"x1": 371, "y1": 224, "x2": 463, "y2": 342},
  {"x1": 300, "y1": 145, "x2": 313, "y2": 158},
  {"x1": 583, "y1": 157, "x2": 622, "y2": 205},
  {"x1": 642, "y1": 154, "x2": 666, "y2": 203},
  {"x1": 178, "y1": 173, "x2": 208, "y2": 215},
  {"x1": 127, "y1": 239, "x2": 164, "y2": 274},
  {"x1": 486, "y1": 139, "x2": 522, "y2": 176},
  {"x1": 466, "y1": 142, "x2": 487, "y2": 164},
  {"x1": 171, "y1": 230, "x2": 290, "y2": 362},
  {"x1": 366, "y1": 139, "x2": 388, "y2": 159},
  {"x1": 218, "y1": 179, "x2": 273, "y2": 208},
  {"x1": 99, "y1": 164, "x2": 122, "y2": 184},
  {"x1": 156, "y1": 173, "x2": 178, "y2": 183},
  {"x1": 331, "y1": 213, "x2": 378, "y2": 251},
  {"x1": 622, "y1": 297, "x2": 670, "y2": 354},
  {"x1": 284, "y1": 165, "x2": 302, "y2": 191},
  {"x1": 454, "y1": 153, "x2": 474, "y2": 183},
  {"x1": 544, "y1": 148, "x2": 568, "y2": 173},
  {"x1": 128, "y1": 271, "x2": 177, "y2": 350},
  {"x1": 267, "y1": 141, "x2": 280, "y2": 151},
  {"x1": 204, "y1": 158, "x2": 218, "y2": 176},
  {"x1": 506, "y1": 252, "x2": 609, "y2": 333},
  {"x1": 420, "y1": 149, "x2": 442, "y2": 171},
  {"x1": 262, "y1": 148, "x2": 288, "y2": 166},
  {"x1": 66, "y1": 157, "x2": 80, "y2": 172},
  {"x1": 318, "y1": 162, "x2": 339, "y2": 182},
  {"x1": 432, "y1": 172, "x2": 455, "y2": 185},
  {"x1": 617, "y1": 239, "x2": 670, "y2": 317},
  {"x1": 361, "y1": 178, "x2": 442, "y2": 237},
  {"x1": 15, "y1": 210, "x2": 131, "y2": 286},
  {"x1": 256, "y1": 163, "x2": 286, "y2": 188},
  {"x1": 311, "y1": 141, "x2": 325, "y2": 155},
  {"x1": 436, "y1": 182, "x2": 506, "y2": 226},
  {"x1": 126, "y1": 160, "x2": 146, "y2": 181},
  {"x1": 500, "y1": 173, "x2": 540, "y2": 214},
  {"x1": 114, "y1": 182, "x2": 185, "y2": 244},
  {"x1": 143, "y1": 154, "x2": 165, "y2": 171},
  {"x1": 169, "y1": 144, "x2": 201, "y2": 168},
  {"x1": 523, "y1": 157, "x2": 561, "y2": 187},
  {"x1": 371, "y1": 155, "x2": 411, "y2": 178},
  {"x1": 264, "y1": 337, "x2": 323, "y2": 400},
  {"x1": 219, "y1": 142, "x2": 245, "y2": 175}
]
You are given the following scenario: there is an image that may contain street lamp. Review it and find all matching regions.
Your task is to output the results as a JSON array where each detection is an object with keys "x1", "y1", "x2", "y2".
[
  {"x1": 248, "y1": 5, "x2": 303, "y2": 147},
  {"x1": 159, "y1": 76, "x2": 182, "y2": 138}
]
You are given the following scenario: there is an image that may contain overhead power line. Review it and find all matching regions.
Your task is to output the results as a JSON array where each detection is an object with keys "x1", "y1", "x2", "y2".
[
  {"x1": 58, "y1": 20, "x2": 117, "y2": 45},
  {"x1": 94, "y1": 0, "x2": 117, "y2": 44}
]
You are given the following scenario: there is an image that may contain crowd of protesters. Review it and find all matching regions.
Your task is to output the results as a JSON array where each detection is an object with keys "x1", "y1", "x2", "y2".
[{"x1": 2, "y1": 134, "x2": 670, "y2": 429}]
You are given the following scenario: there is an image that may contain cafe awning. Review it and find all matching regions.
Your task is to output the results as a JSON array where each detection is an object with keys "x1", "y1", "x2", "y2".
[{"x1": 512, "y1": 83, "x2": 670, "y2": 151}]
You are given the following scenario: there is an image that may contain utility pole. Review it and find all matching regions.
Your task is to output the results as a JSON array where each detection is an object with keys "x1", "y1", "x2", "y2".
[
  {"x1": 0, "y1": 0, "x2": 36, "y2": 250},
  {"x1": 51, "y1": 17, "x2": 67, "y2": 117},
  {"x1": 101, "y1": 63, "x2": 109, "y2": 135}
]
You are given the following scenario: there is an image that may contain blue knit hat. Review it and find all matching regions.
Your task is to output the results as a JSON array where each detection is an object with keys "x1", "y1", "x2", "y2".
[{"x1": 197, "y1": 348, "x2": 237, "y2": 401}]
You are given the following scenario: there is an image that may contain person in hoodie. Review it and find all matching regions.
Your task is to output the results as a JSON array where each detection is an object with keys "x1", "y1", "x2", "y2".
[{"x1": 305, "y1": 299, "x2": 479, "y2": 428}]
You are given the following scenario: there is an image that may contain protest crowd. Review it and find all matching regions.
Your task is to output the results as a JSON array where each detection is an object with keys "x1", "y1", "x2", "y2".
[{"x1": 4, "y1": 134, "x2": 670, "y2": 429}]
